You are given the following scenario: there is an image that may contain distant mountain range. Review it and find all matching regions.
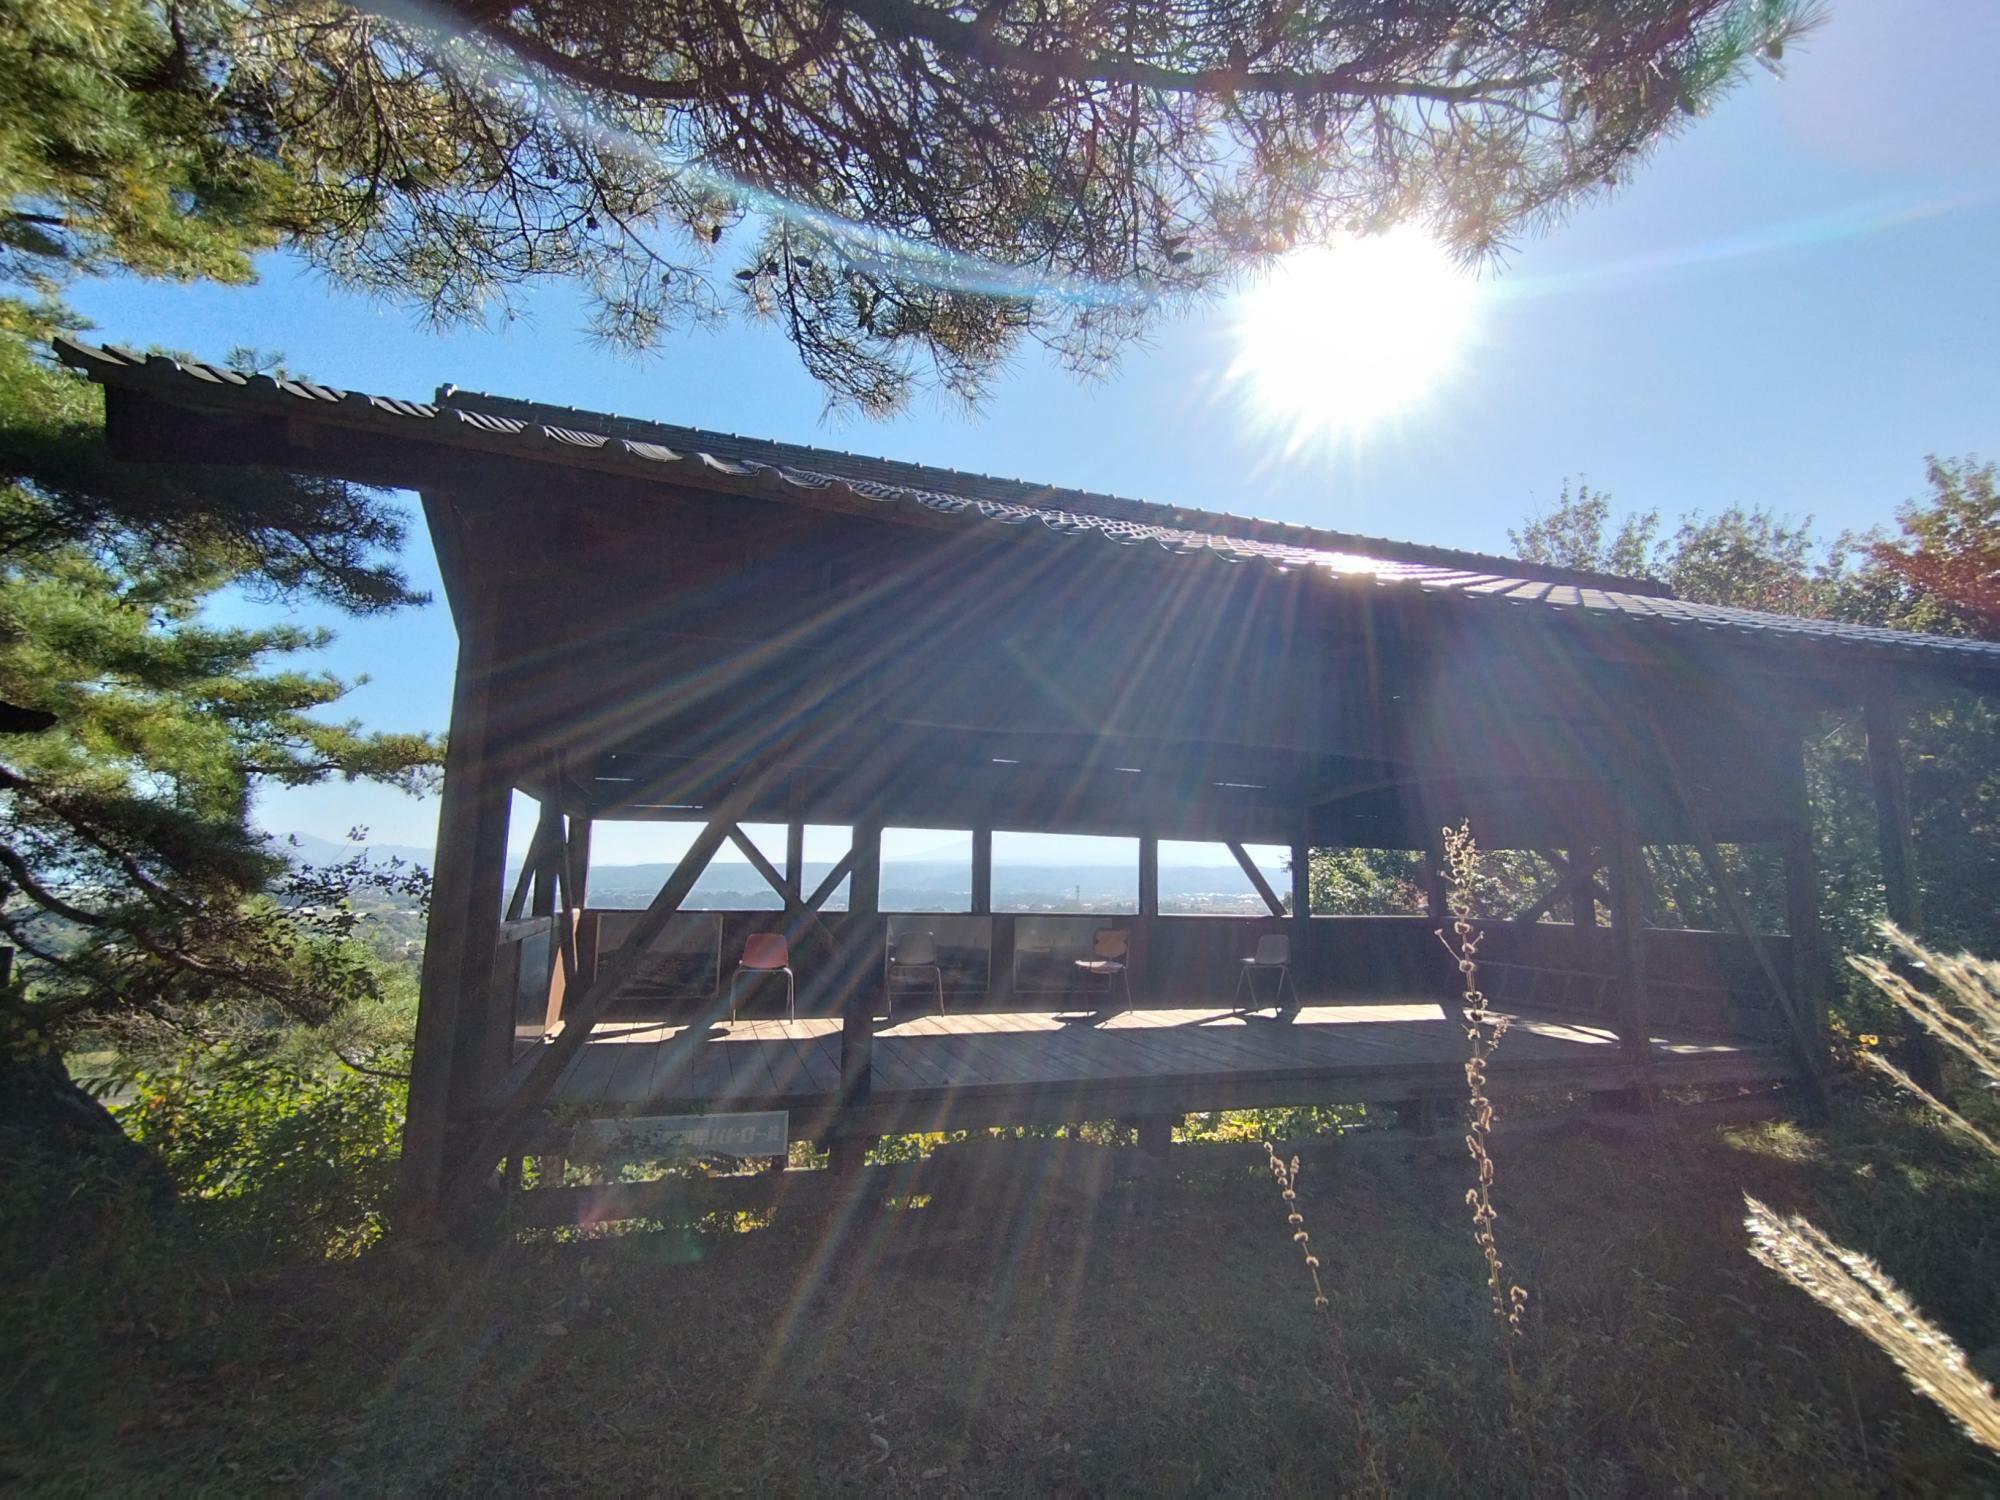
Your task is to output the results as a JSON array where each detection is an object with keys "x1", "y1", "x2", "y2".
[{"x1": 272, "y1": 834, "x2": 1281, "y2": 913}]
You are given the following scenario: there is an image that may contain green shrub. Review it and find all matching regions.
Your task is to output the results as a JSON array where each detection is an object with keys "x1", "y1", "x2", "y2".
[{"x1": 118, "y1": 1047, "x2": 408, "y2": 1261}]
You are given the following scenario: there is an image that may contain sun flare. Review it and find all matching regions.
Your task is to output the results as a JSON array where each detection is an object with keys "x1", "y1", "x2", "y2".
[{"x1": 1229, "y1": 228, "x2": 1480, "y2": 447}]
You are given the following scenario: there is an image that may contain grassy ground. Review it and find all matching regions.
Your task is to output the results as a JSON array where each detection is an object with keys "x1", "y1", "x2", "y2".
[{"x1": 8, "y1": 1091, "x2": 2000, "y2": 1495}]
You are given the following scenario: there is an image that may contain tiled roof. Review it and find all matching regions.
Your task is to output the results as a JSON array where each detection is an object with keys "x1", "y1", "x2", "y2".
[{"x1": 54, "y1": 336, "x2": 2000, "y2": 685}]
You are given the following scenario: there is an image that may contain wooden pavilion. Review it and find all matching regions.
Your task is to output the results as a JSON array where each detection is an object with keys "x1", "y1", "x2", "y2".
[{"x1": 59, "y1": 336, "x2": 2000, "y2": 1225}]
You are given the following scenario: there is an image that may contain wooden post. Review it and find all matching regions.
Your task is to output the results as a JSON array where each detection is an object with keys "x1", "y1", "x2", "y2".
[
  {"x1": 1778, "y1": 739, "x2": 1830, "y2": 1053},
  {"x1": 1138, "y1": 832, "x2": 1159, "y2": 1001},
  {"x1": 1604, "y1": 818, "x2": 1655, "y2": 1091},
  {"x1": 1290, "y1": 836, "x2": 1312, "y2": 997},
  {"x1": 1424, "y1": 828, "x2": 1449, "y2": 928},
  {"x1": 1865, "y1": 695, "x2": 1940, "y2": 1088},
  {"x1": 1570, "y1": 836, "x2": 1598, "y2": 929},
  {"x1": 785, "y1": 820, "x2": 805, "y2": 898},
  {"x1": 528, "y1": 799, "x2": 563, "y2": 921},
  {"x1": 402, "y1": 523, "x2": 515, "y2": 1221},
  {"x1": 564, "y1": 814, "x2": 592, "y2": 911},
  {"x1": 839, "y1": 822, "x2": 882, "y2": 1110},
  {"x1": 971, "y1": 826, "x2": 993, "y2": 915},
  {"x1": 442, "y1": 746, "x2": 797, "y2": 1210}
]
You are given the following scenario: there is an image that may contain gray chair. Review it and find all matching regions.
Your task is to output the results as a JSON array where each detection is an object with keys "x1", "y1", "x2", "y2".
[
  {"x1": 1074, "y1": 927, "x2": 1133, "y2": 1008},
  {"x1": 886, "y1": 929, "x2": 945, "y2": 1018},
  {"x1": 1233, "y1": 932, "x2": 1298, "y2": 1008}
]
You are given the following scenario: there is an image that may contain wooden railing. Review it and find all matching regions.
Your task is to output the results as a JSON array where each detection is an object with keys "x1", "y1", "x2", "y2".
[{"x1": 565, "y1": 907, "x2": 1791, "y2": 1041}]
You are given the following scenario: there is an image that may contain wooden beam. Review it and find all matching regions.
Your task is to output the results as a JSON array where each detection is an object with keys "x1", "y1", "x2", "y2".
[
  {"x1": 1863, "y1": 696, "x2": 1939, "y2": 1088},
  {"x1": 1569, "y1": 838, "x2": 1599, "y2": 929},
  {"x1": 971, "y1": 826, "x2": 993, "y2": 915},
  {"x1": 805, "y1": 846, "x2": 858, "y2": 912},
  {"x1": 726, "y1": 823, "x2": 841, "y2": 959},
  {"x1": 1648, "y1": 713, "x2": 1830, "y2": 1107},
  {"x1": 1778, "y1": 739, "x2": 1829, "y2": 1054},
  {"x1": 839, "y1": 823, "x2": 883, "y2": 1114},
  {"x1": 1139, "y1": 832, "x2": 1159, "y2": 1000},
  {"x1": 1604, "y1": 819, "x2": 1655, "y2": 1089},
  {"x1": 563, "y1": 813, "x2": 592, "y2": 911},
  {"x1": 402, "y1": 504, "x2": 514, "y2": 1221},
  {"x1": 443, "y1": 754, "x2": 789, "y2": 1211},
  {"x1": 1228, "y1": 841, "x2": 1286, "y2": 918},
  {"x1": 784, "y1": 820, "x2": 805, "y2": 896},
  {"x1": 728, "y1": 824, "x2": 797, "y2": 903},
  {"x1": 527, "y1": 798, "x2": 564, "y2": 922},
  {"x1": 1864, "y1": 697, "x2": 1923, "y2": 931},
  {"x1": 1290, "y1": 837, "x2": 1312, "y2": 992}
]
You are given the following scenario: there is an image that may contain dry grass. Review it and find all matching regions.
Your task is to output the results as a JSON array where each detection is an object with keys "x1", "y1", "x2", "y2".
[
  {"x1": 14, "y1": 1098, "x2": 2000, "y2": 1495},
  {"x1": 1739, "y1": 924, "x2": 2000, "y2": 1456},
  {"x1": 1746, "y1": 1194, "x2": 2000, "y2": 1454},
  {"x1": 1262, "y1": 1141, "x2": 1386, "y2": 1493}
]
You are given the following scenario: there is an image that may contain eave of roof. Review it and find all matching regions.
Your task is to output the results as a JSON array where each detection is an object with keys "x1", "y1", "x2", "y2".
[{"x1": 53, "y1": 335, "x2": 2000, "y2": 687}]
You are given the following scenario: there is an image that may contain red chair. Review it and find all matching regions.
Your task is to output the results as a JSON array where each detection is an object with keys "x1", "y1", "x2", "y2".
[{"x1": 729, "y1": 933, "x2": 794, "y2": 1021}]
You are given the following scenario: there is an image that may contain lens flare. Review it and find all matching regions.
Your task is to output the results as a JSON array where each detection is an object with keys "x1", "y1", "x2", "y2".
[{"x1": 1228, "y1": 229, "x2": 1480, "y2": 449}]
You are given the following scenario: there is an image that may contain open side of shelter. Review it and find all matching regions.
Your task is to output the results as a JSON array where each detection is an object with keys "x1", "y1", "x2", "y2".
[{"x1": 58, "y1": 336, "x2": 2000, "y2": 1229}]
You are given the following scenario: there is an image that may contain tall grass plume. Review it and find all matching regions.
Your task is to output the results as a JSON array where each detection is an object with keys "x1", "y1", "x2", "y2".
[
  {"x1": 1745, "y1": 1194, "x2": 2000, "y2": 1453},
  {"x1": 1744, "y1": 926, "x2": 2000, "y2": 1454},
  {"x1": 1438, "y1": 821, "x2": 1527, "y2": 1336},
  {"x1": 1262, "y1": 1141, "x2": 1386, "y2": 1493}
]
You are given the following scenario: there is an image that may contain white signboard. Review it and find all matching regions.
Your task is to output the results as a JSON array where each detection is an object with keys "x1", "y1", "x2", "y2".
[{"x1": 572, "y1": 1111, "x2": 789, "y2": 1161}]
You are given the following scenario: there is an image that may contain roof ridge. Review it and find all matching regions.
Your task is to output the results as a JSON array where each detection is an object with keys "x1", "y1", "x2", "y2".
[{"x1": 436, "y1": 385, "x2": 1673, "y2": 599}]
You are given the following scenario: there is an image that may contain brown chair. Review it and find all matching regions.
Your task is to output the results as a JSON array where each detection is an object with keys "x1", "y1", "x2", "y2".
[
  {"x1": 729, "y1": 932, "x2": 794, "y2": 1021},
  {"x1": 1074, "y1": 927, "x2": 1133, "y2": 1008}
]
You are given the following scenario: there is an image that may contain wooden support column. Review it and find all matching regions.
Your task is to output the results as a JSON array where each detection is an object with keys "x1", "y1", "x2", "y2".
[
  {"x1": 564, "y1": 814, "x2": 591, "y2": 911},
  {"x1": 1778, "y1": 739, "x2": 1830, "y2": 1053},
  {"x1": 1864, "y1": 697, "x2": 1923, "y2": 934},
  {"x1": 785, "y1": 820, "x2": 806, "y2": 897},
  {"x1": 403, "y1": 513, "x2": 513, "y2": 1220},
  {"x1": 528, "y1": 799, "x2": 563, "y2": 921},
  {"x1": 443, "y1": 746, "x2": 795, "y2": 1210},
  {"x1": 1424, "y1": 828, "x2": 1449, "y2": 928},
  {"x1": 1290, "y1": 836, "x2": 1312, "y2": 995},
  {"x1": 971, "y1": 826, "x2": 993, "y2": 915},
  {"x1": 1138, "y1": 832, "x2": 1159, "y2": 999},
  {"x1": 839, "y1": 823, "x2": 883, "y2": 1112},
  {"x1": 1865, "y1": 695, "x2": 1940, "y2": 1088},
  {"x1": 1570, "y1": 836, "x2": 1598, "y2": 929},
  {"x1": 1604, "y1": 817, "x2": 1655, "y2": 1090}
]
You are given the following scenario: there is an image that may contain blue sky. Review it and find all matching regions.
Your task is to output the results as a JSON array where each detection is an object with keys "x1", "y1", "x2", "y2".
[{"x1": 59, "y1": 1, "x2": 2000, "y2": 864}]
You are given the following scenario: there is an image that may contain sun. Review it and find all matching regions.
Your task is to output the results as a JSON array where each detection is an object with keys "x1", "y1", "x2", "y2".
[{"x1": 1228, "y1": 228, "x2": 1480, "y2": 447}]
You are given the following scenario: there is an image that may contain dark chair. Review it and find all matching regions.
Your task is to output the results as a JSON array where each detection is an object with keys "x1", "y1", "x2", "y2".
[{"x1": 886, "y1": 929, "x2": 945, "y2": 1018}]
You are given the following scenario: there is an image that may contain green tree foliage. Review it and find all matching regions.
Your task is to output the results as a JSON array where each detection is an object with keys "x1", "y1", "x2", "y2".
[
  {"x1": 0, "y1": 333, "x2": 440, "y2": 1058},
  {"x1": 0, "y1": 0, "x2": 296, "y2": 289},
  {"x1": 2, "y1": 0, "x2": 1815, "y2": 412},
  {"x1": 1506, "y1": 461, "x2": 2000, "y2": 992}
]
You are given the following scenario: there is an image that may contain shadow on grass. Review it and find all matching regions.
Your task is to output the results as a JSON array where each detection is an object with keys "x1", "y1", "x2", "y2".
[{"x1": 10, "y1": 1087, "x2": 2000, "y2": 1494}]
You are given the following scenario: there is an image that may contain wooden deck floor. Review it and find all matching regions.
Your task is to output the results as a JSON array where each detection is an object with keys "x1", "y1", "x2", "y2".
[{"x1": 528, "y1": 1001, "x2": 1796, "y2": 1139}]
